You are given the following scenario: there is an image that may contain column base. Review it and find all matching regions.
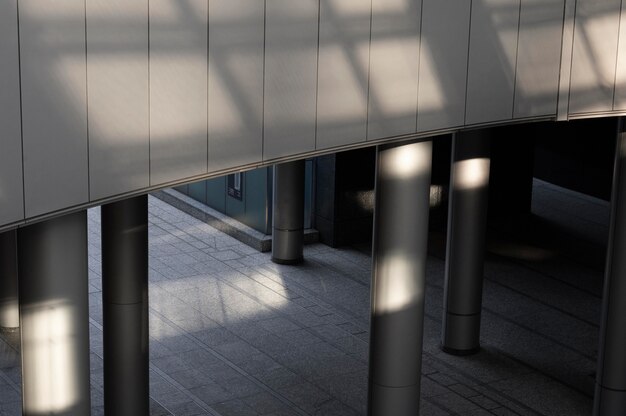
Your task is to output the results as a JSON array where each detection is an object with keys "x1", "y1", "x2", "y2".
[
  {"x1": 369, "y1": 383, "x2": 420, "y2": 416},
  {"x1": 594, "y1": 384, "x2": 626, "y2": 416},
  {"x1": 440, "y1": 344, "x2": 480, "y2": 356},
  {"x1": 441, "y1": 312, "x2": 481, "y2": 355},
  {"x1": 271, "y1": 256, "x2": 304, "y2": 265},
  {"x1": 271, "y1": 228, "x2": 304, "y2": 265}
]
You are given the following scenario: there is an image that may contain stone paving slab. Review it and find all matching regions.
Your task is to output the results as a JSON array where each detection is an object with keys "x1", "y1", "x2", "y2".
[{"x1": 0, "y1": 179, "x2": 605, "y2": 415}]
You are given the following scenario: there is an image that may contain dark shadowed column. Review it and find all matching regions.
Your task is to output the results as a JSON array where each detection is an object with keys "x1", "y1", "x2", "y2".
[
  {"x1": 0, "y1": 230, "x2": 19, "y2": 330},
  {"x1": 369, "y1": 140, "x2": 432, "y2": 416},
  {"x1": 102, "y1": 195, "x2": 149, "y2": 416},
  {"x1": 272, "y1": 160, "x2": 305, "y2": 264},
  {"x1": 18, "y1": 211, "x2": 91, "y2": 416},
  {"x1": 594, "y1": 118, "x2": 626, "y2": 416},
  {"x1": 442, "y1": 131, "x2": 491, "y2": 355}
]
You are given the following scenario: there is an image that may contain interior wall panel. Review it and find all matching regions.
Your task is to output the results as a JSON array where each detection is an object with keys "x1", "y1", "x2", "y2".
[
  {"x1": 367, "y1": 0, "x2": 422, "y2": 140},
  {"x1": 569, "y1": 0, "x2": 621, "y2": 114},
  {"x1": 465, "y1": 0, "x2": 521, "y2": 125},
  {"x1": 417, "y1": 0, "x2": 471, "y2": 132},
  {"x1": 514, "y1": 0, "x2": 564, "y2": 118},
  {"x1": 613, "y1": 0, "x2": 626, "y2": 110},
  {"x1": 0, "y1": 0, "x2": 24, "y2": 226},
  {"x1": 264, "y1": 0, "x2": 319, "y2": 160},
  {"x1": 316, "y1": 0, "x2": 371, "y2": 149},
  {"x1": 19, "y1": 0, "x2": 89, "y2": 218},
  {"x1": 208, "y1": 0, "x2": 264, "y2": 171},
  {"x1": 150, "y1": 0, "x2": 208, "y2": 186},
  {"x1": 87, "y1": 0, "x2": 150, "y2": 200}
]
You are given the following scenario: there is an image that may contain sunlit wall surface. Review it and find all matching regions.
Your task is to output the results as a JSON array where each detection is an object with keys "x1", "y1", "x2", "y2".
[
  {"x1": 19, "y1": 0, "x2": 90, "y2": 218},
  {"x1": 150, "y1": 0, "x2": 209, "y2": 185},
  {"x1": 87, "y1": 0, "x2": 150, "y2": 200},
  {"x1": 317, "y1": 0, "x2": 371, "y2": 148},
  {"x1": 570, "y1": 0, "x2": 622, "y2": 114},
  {"x1": 417, "y1": 0, "x2": 471, "y2": 131},
  {"x1": 2, "y1": 0, "x2": 626, "y2": 229},
  {"x1": 208, "y1": 0, "x2": 264, "y2": 171}
]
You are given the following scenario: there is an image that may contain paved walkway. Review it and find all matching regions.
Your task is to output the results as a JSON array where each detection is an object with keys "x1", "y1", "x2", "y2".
[{"x1": 0, "y1": 179, "x2": 608, "y2": 415}]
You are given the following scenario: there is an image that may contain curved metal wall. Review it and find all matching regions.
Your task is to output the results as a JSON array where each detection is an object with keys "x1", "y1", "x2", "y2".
[{"x1": 1, "y1": 0, "x2": 625, "y2": 230}]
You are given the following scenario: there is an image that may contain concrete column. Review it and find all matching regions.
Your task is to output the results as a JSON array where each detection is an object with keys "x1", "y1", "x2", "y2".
[
  {"x1": 272, "y1": 160, "x2": 305, "y2": 264},
  {"x1": 102, "y1": 195, "x2": 149, "y2": 416},
  {"x1": 594, "y1": 119, "x2": 626, "y2": 416},
  {"x1": 18, "y1": 211, "x2": 91, "y2": 416},
  {"x1": 369, "y1": 140, "x2": 432, "y2": 416},
  {"x1": 442, "y1": 131, "x2": 491, "y2": 355},
  {"x1": 0, "y1": 230, "x2": 19, "y2": 330}
]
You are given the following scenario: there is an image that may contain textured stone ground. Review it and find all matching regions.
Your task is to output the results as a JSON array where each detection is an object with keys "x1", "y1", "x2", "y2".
[{"x1": 0, "y1": 179, "x2": 607, "y2": 415}]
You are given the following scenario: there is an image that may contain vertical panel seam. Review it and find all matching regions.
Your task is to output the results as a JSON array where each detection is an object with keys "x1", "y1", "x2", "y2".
[
  {"x1": 555, "y1": 0, "x2": 568, "y2": 117},
  {"x1": 566, "y1": 0, "x2": 578, "y2": 117},
  {"x1": 206, "y1": 0, "x2": 211, "y2": 173},
  {"x1": 365, "y1": 0, "x2": 374, "y2": 141},
  {"x1": 415, "y1": 0, "x2": 425, "y2": 132},
  {"x1": 613, "y1": 0, "x2": 625, "y2": 110},
  {"x1": 463, "y1": 0, "x2": 474, "y2": 125},
  {"x1": 148, "y1": 0, "x2": 152, "y2": 186},
  {"x1": 314, "y1": 0, "x2": 321, "y2": 151},
  {"x1": 511, "y1": 0, "x2": 522, "y2": 119},
  {"x1": 16, "y1": 0, "x2": 26, "y2": 219},
  {"x1": 84, "y1": 0, "x2": 91, "y2": 201},
  {"x1": 262, "y1": 0, "x2": 267, "y2": 161}
]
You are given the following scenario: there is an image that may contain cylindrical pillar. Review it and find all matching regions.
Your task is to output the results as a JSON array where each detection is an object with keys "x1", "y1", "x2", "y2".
[
  {"x1": 594, "y1": 119, "x2": 626, "y2": 416},
  {"x1": 369, "y1": 140, "x2": 432, "y2": 416},
  {"x1": 272, "y1": 160, "x2": 305, "y2": 264},
  {"x1": 442, "y1": 131, "x2": 491, "y2": 355},
  {"x1": 0, "y1": 230, "x2": 19, "y2": 330},
  {"x1": 102, "y1": 195, "x2": 149, "y2": 416},
  {"x1": 18, "y1": 211, "x2": 91, "y2": 416}
]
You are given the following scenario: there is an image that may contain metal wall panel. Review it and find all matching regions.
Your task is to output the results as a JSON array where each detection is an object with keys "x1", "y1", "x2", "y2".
[
  {"x1": 19, "y1": 0, "x2": 89, "y2": 218},
  {"x1": 614, "y1": 0, "x2": 626, "y2": 110},
  {"x1": 87, "y1": 0, "x2": 149, "y2": 200},
  {"x1": 0, "y1": 0, "x2": 23, "y2": 226},
  {"x1": 150, "y1": 0, "x2": 208, "y2": 185},
  {"x1": 368, "y1": 0, "x2": 421, "y2": 140},
  {"x1": 557, "y1": 0, "x2": 576, "y2": 120},
  {"x1": 208, "y1": 0, "x2": 264, "y2": 172},
  {"x1": 514, "y1": 0, "x2": 564, "y2": 118},
  {"x1": 317, "y1": 0, "x2": 371, "y2": 149},
  {"x1": 264, "y1": 0, "x2": 319, "y2": 160},
  {"x1": 417, "y1": 0, "x2": 471, "y2": 132},
  {"x1": 465, "y1": 0, "x2": 521, "y2": 125},
  {"x1": 569, "y1": 0, "x2": 621, "y2": 114}
]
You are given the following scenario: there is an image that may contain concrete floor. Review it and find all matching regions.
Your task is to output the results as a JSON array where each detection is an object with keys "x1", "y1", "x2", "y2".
[{"x1": 0, "y1": 179, "x2": 608, "y2": 415}]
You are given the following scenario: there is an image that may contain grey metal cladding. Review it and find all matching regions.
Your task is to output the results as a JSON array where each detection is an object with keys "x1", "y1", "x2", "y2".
[
  {"x1": 19, "y1": 0, "x2": 90, "y2": 218},
  {"x1": 0, "y1": 0, "x2": 24, "y2": 225},
  {"x1": 367, "y1": 0, "x2": 422, "y2": 140},
  {"x1": 465, "y1": 0, "x2": 520, "y2": 125},
  {"x1": 613, "y1": 0, "x2": 626, "y2": 111},
  {"x1": 208, "y1": 0, "x2": 264, "y2": 172},
  {"x1": 418, "y1": 0, "x2": 471, "y2": 132},
  {"x1": 150, "y1": 0, "x2": 208, "y2": 186},
  {"x1": 569, "y1": 0, "x2": 622, "y2": 114},
  {"x1": 87, "y1": 0, "x2": 150, "y2": 200},
  {"x1": 316, "y1": 0, "x2": 371, "y2": 150},
  {"x1": 514, "y1": 0, "x2": 565, "y2": 118},
  {"x1": 264, "y1": 0, "x2": 319, "y2": 160}
]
